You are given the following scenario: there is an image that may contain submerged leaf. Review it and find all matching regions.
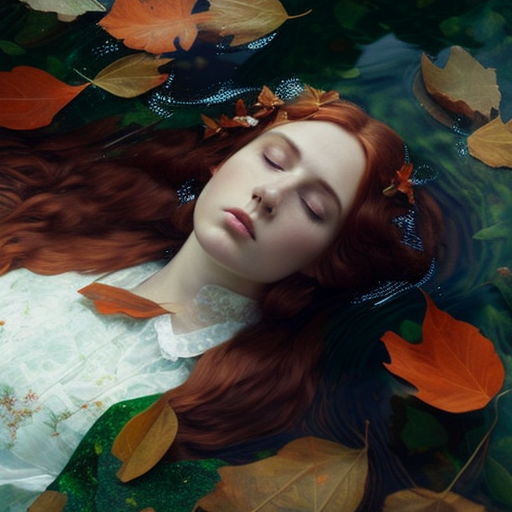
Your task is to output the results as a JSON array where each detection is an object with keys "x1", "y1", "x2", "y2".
[
  {"x1": 0, "y1": 66, "x2": 89, "y2": 129},
  {"x1": 91, "y1": 53, "x2": 172, "y2": 98},
  {"x1": 383, "y1": 487, "x2": 487, "y2": 511},
  {"x1": 20, "y1": 0, "x2": 106, "y2": 16},
  {"x1": 99, "y1": 0, "x2": 211, "y2": 53},
  {"x1": 194, "y1": 436, "x2": 368, "y2": 512},
  {"x1": 467, "y1": 116, "x2": 512, "y2": 168},
  {"x1": 201, "y1": 0, "x2": 311, "y2": 47},
  {"x1": 381, "y1": 291, "x2": 504, "y2": 413},
  {"x1": 421, "y1": 46, "x2": 501, "y2": 126},
  {"x1": 113, "y1": 397, "x2": 178, "y2": 482}
]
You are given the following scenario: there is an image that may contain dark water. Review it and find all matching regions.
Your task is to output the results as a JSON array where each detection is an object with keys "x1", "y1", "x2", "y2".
[{"x1": 1, "y1": 0, "x2": 512, "y2": 510}]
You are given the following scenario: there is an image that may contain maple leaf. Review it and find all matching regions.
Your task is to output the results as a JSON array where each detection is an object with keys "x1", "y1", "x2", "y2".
[
  {"x1": 194, "y1": 436, "x2": 368, "y2": 512},
  {"x1": 89, "y1": 53, "x2": 172, "y2": 98},
  {"x1": 200, "y1": 0, "x2": 311, "y2": 47},
  {"x1": 381, "y1": 291, "x2": 504, "y2": 413},
  {"x1": 0, "y1": 66, "x2": 89, "y2": 130},
  {"x1": 112, "y1": 396, "x2": 178, "y2": 482},
  {"x1": 467, "y1": 116, "x2": 512, "y2": 169},
  {"x1": 99, "y1": 0, "x2": 212, "y2": 54},
  {"x1": 383, "y1": 487, "x2": 487, "y2": 512},
  {"x1": 420, "y1": 46, "x2": 501, "y2": 127}
]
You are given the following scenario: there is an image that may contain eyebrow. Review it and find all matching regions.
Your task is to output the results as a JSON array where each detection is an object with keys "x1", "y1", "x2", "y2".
[{"x1": 271, "y1": 131, "x2": 343, "y2": 214}]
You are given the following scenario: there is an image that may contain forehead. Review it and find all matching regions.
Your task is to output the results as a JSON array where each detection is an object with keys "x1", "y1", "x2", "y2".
[{"x1": 260, "y1": 120, "x2": 367, "y2": 212}]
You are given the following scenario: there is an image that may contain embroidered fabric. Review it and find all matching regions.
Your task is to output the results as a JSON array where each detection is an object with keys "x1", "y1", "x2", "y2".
[{"x1": 0, "y1": 262, "x2": 257, "y2": 509}]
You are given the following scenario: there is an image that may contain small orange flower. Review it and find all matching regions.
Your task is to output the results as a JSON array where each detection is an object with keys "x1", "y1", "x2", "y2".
[
  {"x1": 383, "y1": 163, "x2": 414, "y2": 204},
  {"x1": 254, "y1": 85, "x2": 284, "y2": 118}
]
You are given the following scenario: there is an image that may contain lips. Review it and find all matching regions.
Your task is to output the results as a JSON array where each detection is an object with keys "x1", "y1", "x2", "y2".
[{"x1": 225, "y1": 208, "x2": 255, "y2": 239}]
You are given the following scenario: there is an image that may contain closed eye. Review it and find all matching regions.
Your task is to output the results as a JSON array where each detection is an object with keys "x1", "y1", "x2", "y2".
[
  {"x1": 263, "y1": 153, "x2": 284, "y2": 170},
  {"x1": 301, "y1": 198, "x2": 324, "y2": 222}
]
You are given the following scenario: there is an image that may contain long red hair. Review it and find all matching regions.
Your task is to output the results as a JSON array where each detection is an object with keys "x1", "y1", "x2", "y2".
[{"x1": 0, "y1": 90, "x2": 441, "y2": 456}]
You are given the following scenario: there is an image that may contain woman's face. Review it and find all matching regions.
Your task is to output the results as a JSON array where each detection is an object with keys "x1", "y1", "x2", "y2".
[{"x1": 193, "y1": 120, "x2": 366, "y2": 286}]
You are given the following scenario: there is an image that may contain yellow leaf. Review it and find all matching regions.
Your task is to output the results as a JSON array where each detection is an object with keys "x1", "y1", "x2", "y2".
[
  {"x1": 194, "y1": 436, "x2": 368, "y2": 512},
  {"x1": 201, "y1": 0, "x2": 311, "y2": 47},
  {"x1": 19, "y1": 0, "x2": 105, "y2": 16},
  {"x1": 468, "y1": 116, "x2": 512, "y2": 169},
  {"x1": 421, "y1": 46, "x2": 501, "y2": 127},
  {"x1": 383, "y1": 487, "x2": 487, "y2": 512},
  {"x1": 112, "y1": 397, "x2": 178, "y2": 482},
  {"x1": 27, "y1": 490, "x2": 67, "y2": 512},
  {"x1": 90, "y1": 53, "x2": 172, "y2": 98}
]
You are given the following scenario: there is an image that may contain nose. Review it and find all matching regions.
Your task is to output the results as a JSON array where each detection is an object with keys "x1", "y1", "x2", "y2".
[{"x1": 251, "y1": 184, "x2": 282, "y2": 216}]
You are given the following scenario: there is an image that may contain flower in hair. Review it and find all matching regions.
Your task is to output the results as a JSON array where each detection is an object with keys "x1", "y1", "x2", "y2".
[
  {"x1": 201, "y1": 99, "x2": 258, "y2": 138},
  {"x1": 253, "y1": 85, "x2": 285, "y2": 118},
  {"x1": 282, "y1": 84, "x2": 340, "y2": 119},
  {"x1": 383, "y1": 163, "x2": 415, "y2": 205}
]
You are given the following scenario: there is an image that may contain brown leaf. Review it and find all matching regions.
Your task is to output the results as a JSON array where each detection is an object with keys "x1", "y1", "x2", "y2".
[
  {"x1": 421, "y1": 46, "x2": 501, "y2": 127},
  {"x1": 381, "y1": 291, "x2": 505, "y2": 413},
  {"x1": 20, "y1": 0, "x2": 105, "y2": 16},
  {"x1": 90, "y1": 53, "x2": 172, "y2": 98},
  {"x1": 467, "y1": 116, "x2": 512, "y2": 168},
  {"x1": 383, "y1": 487, "x2": 487, "y2": 512},
  {"x1": 201, "y1": 0, "x2": 311, "y2": 47},
  {"x1": 194, "y1": 436, "x2": 368, "y2": 512},
  {"x1": 28, "y1": 490, "x2": 67, "y2": 512},
  {"x1": 0, "y1": 66, "x2": 89, "y2": 130},
  {"x1": 112, "y1": 396, "x2": 178, "y2": 482},
  {"x1": 99, "y1": 0, "x2": 211, "y2": 54}
]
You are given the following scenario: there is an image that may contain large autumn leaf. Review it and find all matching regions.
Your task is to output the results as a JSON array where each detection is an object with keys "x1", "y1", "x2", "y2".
[
  {"x1": 112, "y1": 396, "x2": 178, "y2": 482},
  {"x1": 383, "y1": 488, "x2": 486, "y2": 512},
  {"x1": 194, "y1": 436, "x2": 368, "y2": 512},
  {"x1": 200, "y1": 0, "x2": 311, "y2": 47},
  {"x1": 421, "y1": 46, "x2": 501, "y2": 127},
  {"x1": 90, "y1": 53, "x2": 172, "y2": 98},
  {"x1": 0, "y1": 66, "x2": 89, "y2": 130},
  {"x1": 99, "y1": 0, "x2": 211, "y2": 54},
  {"x1": 381, "y1": 291, "x2": 504, "y2": 413},
  {"x1": 467, "y1": 116, "x2": 512, "y2": 168}
]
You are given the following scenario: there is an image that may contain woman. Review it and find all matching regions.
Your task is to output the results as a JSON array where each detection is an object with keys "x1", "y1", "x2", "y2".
[{"x1": 0, "y1": 86, "x2": 440, "y2": 509}]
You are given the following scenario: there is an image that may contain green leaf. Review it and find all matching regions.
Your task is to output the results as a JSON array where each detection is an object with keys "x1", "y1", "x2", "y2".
[
  {"x1": 0, "y1": 40, "x2": 26, "y2": 55},
  {"x1": 401, "y1": 406, "x2": 448, "y2": 452},
  {"x1": 485, "y1": 455, "x2": 512, "y2": 507}
]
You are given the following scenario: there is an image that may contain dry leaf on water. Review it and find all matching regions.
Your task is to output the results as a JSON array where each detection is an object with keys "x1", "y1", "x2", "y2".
[
  {"x1": 383, "y1": 487, "x2": 487, "y2": 512},
  {"x1": 99, "y1": 0, "x2": 212, "y2": 54},
  {"x1": 194, "y1": 436, "x2": 368, "y2": 512},
  {"x1": 89, "y1": 53, "x2": 172, "y2": 97},
  {"x1": 467, "y1": 116, "x2": 512, "y2": 169},
  {"x1": 381, "y1": 291, "x2": 504, "y2": 413},
  {"x1": 112, "y1": 396, "x2": 178, "y2": 482},
  {"x1": 19, "y1": 0, "x2": 105, "y2": 16},
  {"x1": 27, "y1": 490, "x2": 67, "y2": 512},
  {"x1": 0, "y1": 66, "x2": 89, "y2": 129},
  {"x1": 201, "y1": 0, "x2": 311, "y2": 47},
  {"x1": 421, "y1": 46, "x2": 501, "y2": 127}
]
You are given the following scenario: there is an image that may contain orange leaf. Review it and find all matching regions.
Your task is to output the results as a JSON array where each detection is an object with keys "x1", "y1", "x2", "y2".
[
  {"x1": 78, "y1": 282, "x2": 170, "y2": 318},
  {"x1": 421, "y1": 46, "x2": 501, "y2": 127},
  {"x1": 194, "y1": 436, "x2": 368, "y2": 512},
  {"x1": 0, "y1": 66, "x2": 89, "y2": 130},
  {"x1": 112, "y1": 397, "x2": 178, "y2": 482},
  {"x1": 383, "y1": 487, "x2": 487, "y2": 512},
  {"x1": 27, "y1": 490, "x2": 67, "y2": 512},
  {"x1": 381, "y1": 291, "x2": 504, "y2": 413},
  {"x1": 467, "y1": 116, "x2": 512, "y2": 169},
  {"x1": 99, "y1": 0, "x2": 211, "y2": 54}
]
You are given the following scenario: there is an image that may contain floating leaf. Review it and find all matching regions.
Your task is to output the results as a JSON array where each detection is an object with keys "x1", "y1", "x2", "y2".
[
  {"x1": 0, "y1": 66, "x2": 89, "y2": 130},
  {"x1": 88, "y1": 53, "x2": 172, "y2": 98},
  {"x1": 99, "y1": 0, "x2": 211, "y2": 53},
  {"x1": 112, "y1": 397, "x2": 178, "y2": 482},
  {"x1": 79, "y1": 283, "x2": 171, "y2": 318},
  {"x1": 467, "y1": 116, "x2": 512, "y2": 168},
  {"x1": 383, "y1": 487, "x2": 487, "y2": 512},
  {"x1": 473, "y1": 220, "x2": 511, "y2": 240},
  {"x1": 421, "y1": 46, "x2": 501, "y2": 126},
  {"x1": 27, "y1": 490, "x2": 67, "y2": 512},
  {"x1": 19, "y1": 0, "x2": 106, "y2": 16},
  {"x1": 194, "y1": 436, "x2": 368, "y2": 512},
  {"x1": 491, "y1": 267, "x2": 512, "y2": 313},
  {"x1": 201, "y1": 0, "x2": 311, "y2": 47},
  {"x1": 0, "y1": 40, "x2": 26, "y2": 56},
  {"x1": 381, "y1": 291, "x2": 504, "y2": 413}
]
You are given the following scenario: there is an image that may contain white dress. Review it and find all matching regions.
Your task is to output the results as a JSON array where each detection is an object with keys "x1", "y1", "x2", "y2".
[{"x1": 0, "y1": 262, "x2": 258, "y2": 510}]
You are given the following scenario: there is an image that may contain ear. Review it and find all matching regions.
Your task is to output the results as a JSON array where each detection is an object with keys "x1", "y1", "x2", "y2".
[{"x1": 209, "y1": 165, "x2": 219, "y2": 175}]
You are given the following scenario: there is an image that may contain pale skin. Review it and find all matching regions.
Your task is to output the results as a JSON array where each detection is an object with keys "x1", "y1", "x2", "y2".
[{"x1": 134, "y1": 120, "x2": 366, "y2": 312}]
